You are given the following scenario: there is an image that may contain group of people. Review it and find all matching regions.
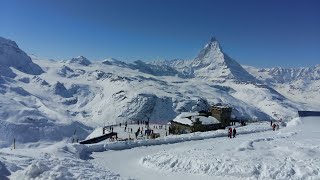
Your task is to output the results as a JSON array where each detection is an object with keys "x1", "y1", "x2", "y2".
[
  {"x1": 153, "y1": 125, "x2": 164, "y2": 129},
  {"x1": 228, "y1": 127, "x2": 237, "y2": 138},
  {"x1": 137, "y1": 120, "x2": 150, "y2": 126}
]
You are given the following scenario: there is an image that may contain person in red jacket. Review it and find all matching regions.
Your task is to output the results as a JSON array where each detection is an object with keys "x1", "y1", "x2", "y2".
[{"x1": 228, "y1": 127, "x2": 232, "y2": 138}]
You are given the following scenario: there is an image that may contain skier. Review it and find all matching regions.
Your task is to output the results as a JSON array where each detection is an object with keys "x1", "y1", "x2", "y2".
[
  {"x1": 272, "y1": 123, "x2": 276, "y2": 131},
  {"x1": 233, "y1": 128, "x2": 237, "y2": 138}
]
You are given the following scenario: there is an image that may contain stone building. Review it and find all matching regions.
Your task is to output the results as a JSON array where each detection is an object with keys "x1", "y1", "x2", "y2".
[
  {"x1": 210, "y1": 105, "x2": 232, "y2": 127},
  {"x1": 170, "y1": 112, "x2": 221, "y2": 134}
]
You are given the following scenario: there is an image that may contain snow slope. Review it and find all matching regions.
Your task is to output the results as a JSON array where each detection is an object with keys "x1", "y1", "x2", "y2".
[
  {"x1": 245, "y1": 65, "x2": 320, "y2": 108},
  {"x1": 0, "y1": 37, "x2": 43, "y2": 76},
  {"x1": 90, "y1": 116, "x2": 320, "y2": 180},
  {"x1": 0, "y1": 115, "x2": 319, "y2": 179},
  {"x1": 0, "y1": 36, "x2": 317, "y2": 147},
  {"x1": 151, "y1": 38, "x2": 257, "y2": 82}
]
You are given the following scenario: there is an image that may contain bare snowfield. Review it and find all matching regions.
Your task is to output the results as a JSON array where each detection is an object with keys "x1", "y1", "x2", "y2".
[
  {"x1": 90, "y1": 117, "x2": 320, "y2": 180},
  {"x1": 1, "y1": 117, "x2": 319, "y2": 179}
]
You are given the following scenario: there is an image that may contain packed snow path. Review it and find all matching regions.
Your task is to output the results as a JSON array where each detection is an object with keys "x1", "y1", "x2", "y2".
[
  {"x1": 82, "y1": 122, "x2": 273, "y2": 153},
  {"x1": 91, "y1": 117, "x2": 320, "y2": 180},
  {"x1": 1, "y1": 118, "x2": 319, "y2": 179}
]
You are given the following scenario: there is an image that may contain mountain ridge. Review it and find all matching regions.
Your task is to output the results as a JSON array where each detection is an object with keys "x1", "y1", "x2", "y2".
[{"x1": 0, "y1": 36, "x2": 318, "y2": 147}]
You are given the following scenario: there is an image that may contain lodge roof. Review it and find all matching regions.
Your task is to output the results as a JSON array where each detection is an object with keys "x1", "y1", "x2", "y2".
[{"x1": 172, "y1": 112, "x2": 221, "y2": 126}]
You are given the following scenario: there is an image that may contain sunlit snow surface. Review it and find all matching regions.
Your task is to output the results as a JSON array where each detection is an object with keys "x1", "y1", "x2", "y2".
[
  {"x1": 0, "y1": 117, "x2": 319, "y2": 179},
  {"x1": 2, "y1": 36, "x2": 317, "y2": 147},
  {"x1": 90, "y1": 117, "x2": 320, "y2": 180},
  {"x1": 1, "y1": 36, "x2": 320, "y2": 179}
]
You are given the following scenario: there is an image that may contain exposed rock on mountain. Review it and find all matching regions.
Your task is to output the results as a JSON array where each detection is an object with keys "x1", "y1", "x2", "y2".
[
  {"x1": 0, "y1": 36, "x2": 317, "y2": 147},
  {"x1": 0, "y1": 37, "x2": 44, "y2": 76}
]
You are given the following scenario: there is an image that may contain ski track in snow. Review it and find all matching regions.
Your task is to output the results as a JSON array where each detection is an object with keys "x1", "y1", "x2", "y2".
[{"x1": 139, "y1": 126, "x2": 320, "y2": 180}]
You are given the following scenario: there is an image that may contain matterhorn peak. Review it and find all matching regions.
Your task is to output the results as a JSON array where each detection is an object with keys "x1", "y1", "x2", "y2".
[
  {"x1": 209, "y1": 36, "x2": 219, "y2": 44},
  {"x1": 210, "y1": 36, "x2": 217, "y2": 42},
  {"x1": 191, "y1": 37, "x2": 257, "y2": 82},
  {"x1": 204, "y1": 37, "x2": 223, "y2": 53},
  {"x1": 193, "y1": 37, "x2": 224, "y2": 67}
]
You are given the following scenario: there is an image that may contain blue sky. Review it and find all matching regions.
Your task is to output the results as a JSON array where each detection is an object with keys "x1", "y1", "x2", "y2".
[{"x1": 1, "y1": 0, "x2": 319, "y2": 67}]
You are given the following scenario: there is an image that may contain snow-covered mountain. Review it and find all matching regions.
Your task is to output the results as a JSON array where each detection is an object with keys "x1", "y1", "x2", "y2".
[
  {"x1": 0, "y1": 37, "x2": 43, "y2": 77},
  {"x1": 245, "y1": 65, "x2": 320, "y2": 83},
  {"x1": 0, "y1": 36, "x2": 317, "y2": 147},
  {"x1": 245, "y1": 65, "x2": 320, "y2": 109},
  {"x1": 151, "y1": 37, "x2": 257, "y2": 82},
  {"x1": 63, "y1": 56, "x2": 91, "y2": 66},
  {"x1": 191, "y1": 37, "x2": 257, "y2": 82}
]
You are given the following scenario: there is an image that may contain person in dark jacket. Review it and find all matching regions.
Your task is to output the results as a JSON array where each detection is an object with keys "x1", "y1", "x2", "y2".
[{"x1": 233, "y1": 128, "x2": 237, "y2": 138}]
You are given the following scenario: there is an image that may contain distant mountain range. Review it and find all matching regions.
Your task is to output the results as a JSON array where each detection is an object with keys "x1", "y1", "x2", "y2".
[{"x1": 0, "y1": 36, "x2": 318, "y2": 146}]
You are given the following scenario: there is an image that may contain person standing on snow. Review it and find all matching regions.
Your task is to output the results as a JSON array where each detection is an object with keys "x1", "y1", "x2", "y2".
[
  {"x1": 228, "y1": 127, "x2": 232, "y2": 138},
  {"x1": 233, "y1": 128, "x2": 237, "y2": 138}
]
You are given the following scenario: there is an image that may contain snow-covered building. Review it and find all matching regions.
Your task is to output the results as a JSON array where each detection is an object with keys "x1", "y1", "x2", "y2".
[
  {"x1": 79, "y1": 127, "x2": 117, "y2": 144},
  {"x1": 170, "y1": 112, "x2": 221, "y2": 134}
]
